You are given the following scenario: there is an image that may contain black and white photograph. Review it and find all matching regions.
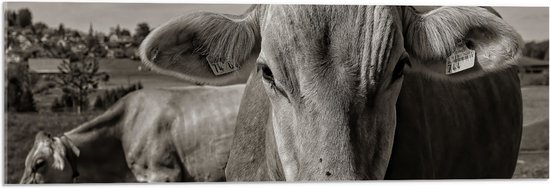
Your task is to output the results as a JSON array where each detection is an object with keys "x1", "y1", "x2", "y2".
[{"x1": 1, "y1": 0, "x2": 549, "y2": 185}]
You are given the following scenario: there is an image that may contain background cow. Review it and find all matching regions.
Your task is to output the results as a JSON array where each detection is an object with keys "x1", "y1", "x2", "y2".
[
  {"x1": 139, "y1": 5, "x2": 523, "y2": 181},
  {"x1": 20, "y1": 85, "x2": 244, "y2": 183}
]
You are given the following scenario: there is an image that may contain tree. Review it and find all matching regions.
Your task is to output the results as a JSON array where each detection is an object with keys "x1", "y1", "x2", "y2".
[
  {"x1": 133, "y1": 22, "x2": 150, "y2": 45},
  {"x1": 120, "y1": 29, "x2": 131, "y2": 36},
  {"x1": 55, "y1": 56, "x2": 108, "y2": 113},
  {"x1": 523, "y1": 40, "x2": 549, "y2": 60},
  {"x1": 71, "y1": 31, "x2": 81, "y2": 39},
  {"x1": 114, "y1": 25, "x2": 121, "y2": 36},
  {"x1": 7, "y1": 74, "x2": 37, "y2": 112},
  {"x1": 17, "y1": 8, "x2": 33, "y2": 28},
  {"x1": 58, "y1": 23, "x2": 65, "y2": 37},
  {"x1": 5, "y1": 10, "x2": 17, "y2": 27},
  {"x1": 32, "y1": 22, "x2": 48, "y2": 38},
  {"x1": 93, "y1": 95, "x2": 104, "y2": 110},
  {"x1": 7, "y1": 77, "x2": 23, "y2": 112},
  {"x1": 19, "y1": 89, "x2": 37, "y2": 112},
  {"x1": 7, "y1": 62, "x2": 37, "y2": 112}
]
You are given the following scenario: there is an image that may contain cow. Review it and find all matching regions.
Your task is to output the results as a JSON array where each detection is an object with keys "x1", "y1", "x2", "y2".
[
  {"x1": 138, "y1": 5, "x2": 523, "y2": 181},
  {"x1": 19, "y1": 85, "x2": 245, "y2": 183}
]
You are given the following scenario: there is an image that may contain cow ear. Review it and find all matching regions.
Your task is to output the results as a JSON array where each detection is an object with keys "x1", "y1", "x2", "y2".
[
  {"x1": 52, "y1": 138, "x2": 67, "y2": 170},
  {"x1": 139, "y1": 10, "x2": 260, "y2": 85},
  {"x1": 403, "y1": 6, "x2": 522, "y2": 80},
  {"x1": 61, "y1": 136, "x2": 80, "y2": 157}
]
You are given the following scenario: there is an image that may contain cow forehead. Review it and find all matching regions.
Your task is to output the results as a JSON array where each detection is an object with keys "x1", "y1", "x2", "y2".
[
  {"x1": 261, "y1": 5, "x2": 402, "y2": 51},
  {"x1": 260, "y1": 5, "x2": 404, "y2": 95}
]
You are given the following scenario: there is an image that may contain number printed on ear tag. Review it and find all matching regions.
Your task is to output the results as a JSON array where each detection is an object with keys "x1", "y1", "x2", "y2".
[
  {"x1": 207, "y1": 56, "x2": 239, "y2": 76},
  {"x1": 445, "y1": 46, "x2": 476, "y2": 75}
]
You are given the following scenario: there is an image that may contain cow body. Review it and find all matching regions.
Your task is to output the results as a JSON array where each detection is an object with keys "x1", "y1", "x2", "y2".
[
  {"x1": 20, "y1": 85, "x2": 244, "y2": 183},
  {"x1": 386, "y1": 68, "x2": 522, "y2": 179},
  {"x1": 138, "y1": 5, "x2": 523, "y2": 181}
]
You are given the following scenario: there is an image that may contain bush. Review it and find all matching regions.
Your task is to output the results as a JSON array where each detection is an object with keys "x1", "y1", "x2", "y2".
[
  {"x1": 50, "y1": 97, "x2": 64, "y2": 112},
  {"x1": 93, "y1": 82, "x2": 143, "y2": 110},
  {"x1": 50, "y1": 92, "x2": 92, "y2": 112},
  {"x1": 18, "y1": 89, "x2": 37, "y2": 112},
  {"x1": 523, "y1": 40, "x2": 549, "y2": 61},
  {"x1": 6, "y1": 72, "x2": 37, "y2": 113},
  {"x1": 6, "y1": 78, "x2": 23, "y2": 112},
  {"x1": 93, "y1": 95, "x2": 104, "y2": 110}
]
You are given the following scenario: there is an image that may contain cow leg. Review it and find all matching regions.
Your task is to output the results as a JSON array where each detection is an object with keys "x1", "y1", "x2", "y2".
[
  {"x1": 124, "y1": 129, "x2": 184, "y2": 182},
  {"x1": 126, "y1": 150, "x2": 184, "y2": 182}
]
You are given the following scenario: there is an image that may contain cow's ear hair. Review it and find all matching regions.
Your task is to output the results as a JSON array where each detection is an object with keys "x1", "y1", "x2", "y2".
[
  {"x1": 61, "y1": 136, "x2": 80, "y2": 157},
  {"x1": 403, "y1": 6, "x2": 522, "y2": 80},
  {"x1": 52, "y1": 138, "x2": 67, "y2": 170},
  {"x1": 139, "y1": 11, "x2": 260, "y2": 85}
]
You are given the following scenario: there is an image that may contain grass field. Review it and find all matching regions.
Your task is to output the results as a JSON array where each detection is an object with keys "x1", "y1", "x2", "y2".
[
  {"x1": 4, "y1": 85, "x2": 548, "y2": 183},
  {"x1": 515, "y1": 85, "x2": 549, "y2": 179},
  {"x1": 96, "y1": 58, "x2": 193, "y2": 89},
  {"x1": 522, "y1": 86, "x2": 549, "y2": 126}
]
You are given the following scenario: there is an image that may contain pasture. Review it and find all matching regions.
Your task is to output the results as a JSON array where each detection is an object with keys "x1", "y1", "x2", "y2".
[
  {"x1": 4, "y1": 85, "x2": 548, "y2": 183},
  {"x1": 96, "y1": 59, "x2": 193, "y2": 90}
]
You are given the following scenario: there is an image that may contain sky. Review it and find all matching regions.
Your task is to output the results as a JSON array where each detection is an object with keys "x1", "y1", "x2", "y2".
[
  {"x1": 4, "y1": 3, "x2": 251, "y2": 35},
  {"x1": 3, "y1": 3, "x2": 549, "y2": 41}
]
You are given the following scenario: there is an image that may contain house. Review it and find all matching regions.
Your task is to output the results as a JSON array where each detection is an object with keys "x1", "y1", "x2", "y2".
[
  {"x1": 5, "y1": 52, "x2": 23, "y2": 64},
  {"x1": 106, "y1": 48, "x2": 125, "y2": 59},
  {"x1": 519, "y1": 56, "x2": 548, "y2": 74},
  {"x1": 70, "y1": 42, "x2": 88, "y2": 54},
  {"x1": 28, "y1": 58, "x2": 67, "y2": 78}
]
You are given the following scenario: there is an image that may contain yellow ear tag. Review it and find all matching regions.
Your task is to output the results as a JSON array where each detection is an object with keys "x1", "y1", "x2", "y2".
[
  {"x1": 445, "y1": 46, "x2": 475, "y2": 75},
  {"x1": 207, "y1": 56, "x2": 240, "y2": 76}
]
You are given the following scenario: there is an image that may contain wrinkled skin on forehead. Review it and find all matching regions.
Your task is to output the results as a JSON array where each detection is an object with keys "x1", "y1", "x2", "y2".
[{"x1": 138, "y1": 5, "x2": 522, "y2": 181}]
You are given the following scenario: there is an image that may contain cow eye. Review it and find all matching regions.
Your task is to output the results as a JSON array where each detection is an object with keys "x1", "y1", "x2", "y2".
[
  {"x1": 258, "y1": 63, "x2": 275, "y2": 83},
  {"x1": 32, "y1": 159, "x2": 46, "y2": 172},
  {"x1": 258, "y1": 63, "x2": 290, "y2": 98},
  {"x1": 392, "y1": 56, "x2": 410, "y2": 81}
]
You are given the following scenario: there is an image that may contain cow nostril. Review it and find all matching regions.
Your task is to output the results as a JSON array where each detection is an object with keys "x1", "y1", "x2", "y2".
[
  {"x1": 319, "y1": 158, "x2": 322, "y2": 163},
  {"x1": 326, "y1": 171, "x2": 331, "y2": 176}
]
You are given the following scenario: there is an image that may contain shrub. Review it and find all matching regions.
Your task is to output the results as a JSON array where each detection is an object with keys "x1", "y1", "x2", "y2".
[
  {"x1": 18, "y1": 89, "x2": 37, "y2": 112},
  {"x1": 93, "y1": 82, "x2": 143, "y2": 110},
  {"x1": 6, "y1": 69, "x2": 37, "y2": 113}
]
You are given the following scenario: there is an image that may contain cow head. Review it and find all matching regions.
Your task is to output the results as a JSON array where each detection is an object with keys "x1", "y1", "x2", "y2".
[
  {"x1": 20, "y1": 131, "x2": 80, "y2": 184},
  {"x1": 139, "y1": 5, "x2": 521, "y2": 180}
]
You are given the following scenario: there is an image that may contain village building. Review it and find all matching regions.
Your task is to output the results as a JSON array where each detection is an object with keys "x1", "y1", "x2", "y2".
[
  {"x1": 519, "y1": 56, "x2": 549, "y2": 74},
  {"x1": 27, "y1": 58, "x2": 67, "y2": 79}
]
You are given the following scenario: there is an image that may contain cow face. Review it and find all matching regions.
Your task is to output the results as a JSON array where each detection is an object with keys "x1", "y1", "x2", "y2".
[
  {"x1": 139, "y1": 5, "x2": 521, "y2": 180},
  {"x1": 20, "y1": 132, "x2": 79, "y2": 184},
  {"x1": 255, "y1": 6, "x2": 407, "y2": 180}
]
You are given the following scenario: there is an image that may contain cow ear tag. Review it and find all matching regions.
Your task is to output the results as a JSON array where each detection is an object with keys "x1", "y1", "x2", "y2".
[
  {"x1": 207, "y1": 56, "x2": 240, "y2": 76},
  {"x1": 445, "y1": 45, "x2": 476, "y2": 75}
]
